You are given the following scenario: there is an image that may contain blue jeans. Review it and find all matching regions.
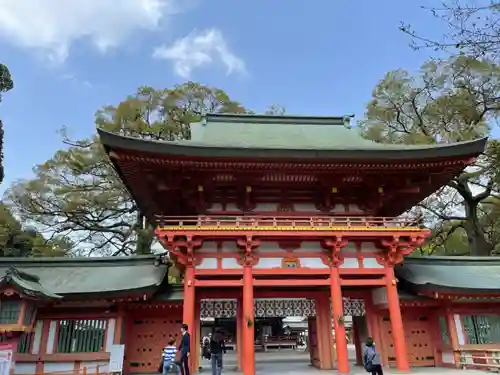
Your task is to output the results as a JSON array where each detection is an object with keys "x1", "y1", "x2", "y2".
[
  {"x1": 163, "y1": 360, "x2": 180, "y2": 375},
  {"x1": 211, "y1": 352, "x2": 223, "y2": 375}
]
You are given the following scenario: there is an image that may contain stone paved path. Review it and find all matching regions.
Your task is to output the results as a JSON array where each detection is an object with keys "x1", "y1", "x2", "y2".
[{"x1": 196, "y1": 349, "x2": 489, "y2": 375}]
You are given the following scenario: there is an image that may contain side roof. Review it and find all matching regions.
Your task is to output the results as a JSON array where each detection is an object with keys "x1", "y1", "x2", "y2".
[
  {"x1": 396, "y1": 256, "x2": 500, "y2": 294},
  {"x1": 98, "y1": 113, "x2": 488, "y2": 161},
  {"x1": 0, "y1": 256, "x2": 167, "y2": 297}
]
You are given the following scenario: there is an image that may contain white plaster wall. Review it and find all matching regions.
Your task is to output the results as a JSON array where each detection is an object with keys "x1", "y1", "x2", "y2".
[
  {"x1": 43, "y1": 363, "x2": 75, "y2": 373},
  {"x1": 340, "y1": 258, "x2": 360, "y2": 268},
  {"x1": 46, "y1": 320, "x2": 57, "y2": 354},
  {"x1": 301, "y1": 258, "x2": 327, "y2": 268},
  {"x1": 254, "y1": 258, "x2": 282, "y2": 269},
  {"x1": 105, "y1": 318, "x2": 115, "y2": 352},
  {"x1": 441, "y1": 351, "x2": 455, "y2": 364},
  {"x1": 221, "y1": 258, "x2": 241, "y2": 269},
  {"x1": 454, "y1": 314, "x2": 465, "y2": 345},
  {"x1": 363, "y1": 257, "x2": 384, "y2": 268},
  {"x1": 14, "y1": 363, "x2": 36, "y2": 375},
  {"x1": 31, "y1": 320, "x2": 43, "y2": 355},
  {"x1": 197, "y1": 258, "x2": 218, "y2": 269}
]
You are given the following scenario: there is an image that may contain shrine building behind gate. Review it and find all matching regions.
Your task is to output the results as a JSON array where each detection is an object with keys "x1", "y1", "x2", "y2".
[{"x1": 1, "y1": 113, "x2": 499, "y2": 375}]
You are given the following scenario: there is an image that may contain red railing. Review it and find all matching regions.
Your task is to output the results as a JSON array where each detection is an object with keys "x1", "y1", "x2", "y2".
[{"x1": 155, "y1": 215, "x2": 424, "y2": 231}]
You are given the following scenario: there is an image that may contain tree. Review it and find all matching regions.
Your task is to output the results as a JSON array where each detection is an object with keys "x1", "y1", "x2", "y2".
[
  {"x1": 5, "y1": 83, "x2": 247, "y2": 256},
  {"x1": 0, "y1": 63, "x2": 13, "y2": 183},
  {"x1": 358, "y1": 55, "x2": 500, "y2": 256},
  {"x1": 264, "y1": 104, "x2": 286, "y2": 115},
  {"x1": 0, "y1": 203, "x2": 69, "y2": 257},
  {"x1": 400, "y1": 1, "x2": 500, "y2": 60}
]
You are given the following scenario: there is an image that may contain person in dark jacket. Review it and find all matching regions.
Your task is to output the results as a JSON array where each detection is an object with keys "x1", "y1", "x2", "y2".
[
  {"x1": 363, "y1": 337, "x2": 383, "y2": 375},
  {"x1": 209, "y1": 330, "x2": 226, "y2": 375},
  {"x1": 178, "y1": 324, "x2": 191, "y2": 375}
]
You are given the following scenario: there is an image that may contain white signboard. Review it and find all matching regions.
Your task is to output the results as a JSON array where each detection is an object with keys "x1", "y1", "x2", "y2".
[
  {"x1": 0, "y1": 343, "x2": 13, "y2": 375},
  {"x1": 109, "y1": 344, "x2": 125, "y2": 374}
]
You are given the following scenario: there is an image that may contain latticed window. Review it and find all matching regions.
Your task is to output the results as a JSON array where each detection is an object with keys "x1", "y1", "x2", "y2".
[
  {"x1": 0, "y1": 300, "x2": 21, "y2": 324},
  {"x1": 56, "y1": 319, "x2": 108, "y2": 353},
  {"x1": 438, "y1": 316, "x2": 450, "y2": 344},
  {"x1": 462, "y1": 314, "x2": 500, "y2": 344}
]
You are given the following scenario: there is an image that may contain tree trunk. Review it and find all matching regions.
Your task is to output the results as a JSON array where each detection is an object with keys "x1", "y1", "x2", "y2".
[
  {"x1": 464, "y1": 200, "x2": 494, "y2": 256},
  {"x1": 135, "y1": 212, "x2": 154, "y2": 255}
]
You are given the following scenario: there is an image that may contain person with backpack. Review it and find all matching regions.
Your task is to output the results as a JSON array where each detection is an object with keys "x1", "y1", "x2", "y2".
[
  {"x1": 162, "y1": 338, "x2": 180, "y2": 375},
  {"x1": 363, "y1": 337, "x2": 383, "y2": 375},
  {"x1": 209, "y1": 330, "x2": 226, "y2": 375}
]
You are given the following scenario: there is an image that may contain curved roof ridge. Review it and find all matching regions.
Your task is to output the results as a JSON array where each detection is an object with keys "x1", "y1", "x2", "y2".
[{"x1": 205, "y1": 113, "x2": 350, "y2": 126}]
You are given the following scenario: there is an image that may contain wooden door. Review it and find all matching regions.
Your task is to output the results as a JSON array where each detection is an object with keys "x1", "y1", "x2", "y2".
[
  {"x1": 380, "y1": 313, "x2": 435, "y2": 367},
  {"x1": 125, "y1": 315, "x2": 182, "y2": 374}
]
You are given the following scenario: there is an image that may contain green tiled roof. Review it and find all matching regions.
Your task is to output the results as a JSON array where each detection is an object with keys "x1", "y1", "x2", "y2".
[
  {"x1": 0, "y1": 267, "x2": 62, "y2": 299},
  {"x1": 0, "y1": 256, "x2": 167, "y2": 296},
  {"x1": 396, "y1": 256, "x2": 500, "y2": 293},
  {"x1": 98, "y1": 113, "x2": 488, "y2": 160}
]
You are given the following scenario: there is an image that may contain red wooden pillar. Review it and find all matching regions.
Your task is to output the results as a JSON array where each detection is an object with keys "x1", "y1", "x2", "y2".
[
  {"x1": 242, "y1": 265, "x2": 255, "y2": 375},
  {"x1": 314, "y1": 295, "x2": 333, "y2": 369},
  {"x1": 183, "y1": 265, "x2": 196, "y2": 373},
  {"x1": 446, "y1": 312, "x2": 461, "y2": 367},
  {"x1": 385, "y1": 266, "x2": 410, "y2": 372},
  {"x1": 330, "y1": 266, "x2": 349, "y2": 374},
  {"x1": 236, "y1": 298, "x2": 243, "y2": 371}
]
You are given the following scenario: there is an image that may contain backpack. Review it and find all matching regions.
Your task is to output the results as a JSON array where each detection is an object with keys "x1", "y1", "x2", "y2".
[{"x1": 363, "y1": 350, "x2": 376, "y2": 372}]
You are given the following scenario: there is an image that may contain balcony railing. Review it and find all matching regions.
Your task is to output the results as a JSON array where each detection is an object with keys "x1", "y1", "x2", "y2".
[{"x1": 155, "y1": 215, "x2": 424, "y2": 232}]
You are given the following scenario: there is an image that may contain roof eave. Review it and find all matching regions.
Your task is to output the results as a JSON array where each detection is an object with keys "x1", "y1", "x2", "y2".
[{"x1": 98, "y1": 129, "x2": 488, "y2": 161}]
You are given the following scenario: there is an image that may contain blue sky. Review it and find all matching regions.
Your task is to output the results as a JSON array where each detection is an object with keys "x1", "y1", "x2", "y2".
[{"x1": 0, "y1": 0, "x2": 446, "y2": 193}]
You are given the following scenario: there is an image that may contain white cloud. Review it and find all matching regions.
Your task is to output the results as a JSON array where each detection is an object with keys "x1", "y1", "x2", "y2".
[
  {"x1": 153, "y1": 28, "x2": 246, "y2": 78},
  {"x1": 0, "y1": 0, "x2": 180, "y2": 62}
]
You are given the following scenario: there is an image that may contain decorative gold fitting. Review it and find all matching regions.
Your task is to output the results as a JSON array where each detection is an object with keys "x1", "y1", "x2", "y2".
[
  {"x1": 197, "y1": 185, "x2": 204, "y2": 192},
  {"x1": 331, "y1": 187, "x2": 338, "y2": 193},
  {"x1": 246, "y1": 186, "x2": 252, "y2": 193}
]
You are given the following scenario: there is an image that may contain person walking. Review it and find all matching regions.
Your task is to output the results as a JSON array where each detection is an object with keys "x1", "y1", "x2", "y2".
[
  {"x1": 162, "y1": 338, "x2": 180, "y2": 375},
  {"x1": 363, "y1": 337, "x2": 383, "y2": 375},
  {"x1": 209, "y1": 330, "x2": 226, "y2": 375},
  {"x1": 178, "y1": 324, "x2": 191, "y2": 375}
]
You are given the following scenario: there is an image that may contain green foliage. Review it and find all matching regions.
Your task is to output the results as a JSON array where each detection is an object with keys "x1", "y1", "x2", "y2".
[
  {"x1": 0, "y1": 64, "x2": 13, "y2": 100},
  {"x1": 0, "y1": 63, "x2": 13, "y2": 183},
  {"x1": 400, "y1": 1, "x2": 500, "y2": 60},
  {"x1": 0, "y1": 203, "x2": 69, "y2": 257},
  {"x1": 4, "y1": 83, "x2": 247, "y2": 256},
  {"x1": 359, "y1": 56, "x2": 500, "y2": 256}
]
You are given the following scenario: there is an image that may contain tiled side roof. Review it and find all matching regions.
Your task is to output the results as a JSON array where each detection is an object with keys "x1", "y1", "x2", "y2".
[
  {"x1": 396, "y1": 256, "x2": 500, "y2": 293},
  {"x1": 0, "y1": 256, "x2": 167, "y2": 296}
]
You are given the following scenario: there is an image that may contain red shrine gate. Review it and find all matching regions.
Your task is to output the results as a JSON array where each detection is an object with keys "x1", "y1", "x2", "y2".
[
  {"x1": 99, "y1": 113, "x2": 486, "y2": 374},
  {"x1": 156, "y1": 215, "x2": 428, "y2": 375}
]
